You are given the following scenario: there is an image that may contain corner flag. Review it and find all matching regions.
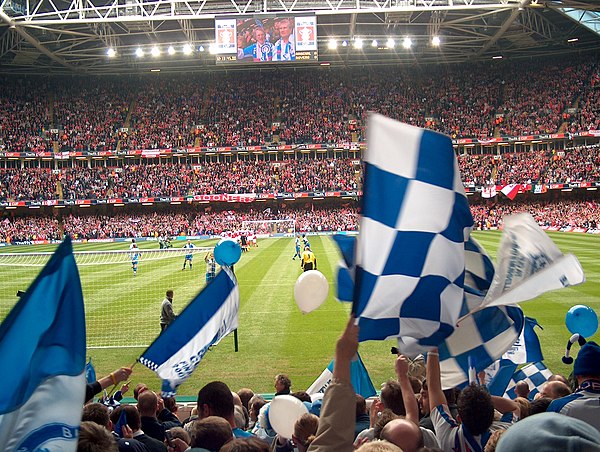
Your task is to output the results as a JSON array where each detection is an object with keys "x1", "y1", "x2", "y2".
[
  {"x1": 0, "y1": 236, "x2": 86, "y2": 451},
  {"x1": 139, "y1": 267, "x2": 240, "y2": 396}
]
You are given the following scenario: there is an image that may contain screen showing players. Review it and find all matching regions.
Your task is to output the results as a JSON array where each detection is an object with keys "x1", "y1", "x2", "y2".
[{"x1": 215, "y1": 16, "x2": 318, "y2": 64}]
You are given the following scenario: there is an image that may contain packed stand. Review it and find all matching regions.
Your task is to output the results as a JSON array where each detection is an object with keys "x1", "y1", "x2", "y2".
[
  {"x1": 52, "y1": 78, "x2": 131, "y2": 152},
  {"x1": 567, "y1": 63, "x2": 600, "y2": 133},
  {"x1": 457, "y1": 144, "x2": 600, "y2": 186},
  {"x1": 496, "y1": 59, "x2": 595, "y2": 137},
  {"x1": 2, "y1": 57, "x2": 600, "y2": 154},
  {"x1": 0, "y1": 77, "x2": 51, "y2": 153},
  {"x1": 120, "y1": 78, "x2": 208, "y2": 150},
  {"x1": 0, "y1": 158, "x2": 361, "y2": 202},
  {"x1": 198, "y1": 74, "x2": 277, "y2": 147}
]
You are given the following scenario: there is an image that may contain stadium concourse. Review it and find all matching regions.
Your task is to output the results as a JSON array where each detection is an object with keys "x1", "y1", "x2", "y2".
[{"x1": 2, "y1": 49, "x2": 600, "y2": 452}]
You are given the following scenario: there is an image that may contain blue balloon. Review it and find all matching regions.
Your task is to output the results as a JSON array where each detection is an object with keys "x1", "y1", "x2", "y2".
[
  {"x1": 214, "y1": 239, "x2": 242, "y2": 267},
  {"x1": 566, "y1": 305, "x2": 599, "y2": 338}
]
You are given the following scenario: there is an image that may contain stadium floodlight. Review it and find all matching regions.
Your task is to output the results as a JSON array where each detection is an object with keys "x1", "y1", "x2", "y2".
[
  {"x1": 567, "y1": 38, "x2": 579, "y2": 43},
  {"x1": 167, "y1": 45, "x2": 176, "y2": 55},
  {"x1": 182, "y1": 43, "x2": 193, "y2": 55},
  {"x1": 403, "y1": 37, "x2": 412, "y2": 49},
  {"x1": 386, "y1": 38, "x2": 395, "y2": 48},
  {"x1": 328, "y1": 39, "x2": 337, "y2": 50},
  {"x1": 353, "y1": 38, "x2": 363, "y2": 49},
  {"x1": 493, "y1": 55, "x2": 503, "y2": 59},
  {"x1": 106, "y1": 48, "x2": 116, "y2": 58},
  {"x1": 150, "y1": 46, "x2": 161, "y2": 57},
  {"x1": 208, "y1": 43, "x2": 217, "y2": 54},
  {"x1": 371, "y1": 39, "x2": 378, "y2": 47},
  {"x1": 135, "y1": 47, "x2": 144, "y2": 57},
  {"x1": 199, "y1": 45, "x2": 205, "y2": 52},
  {"x1": 341, "y1": 40, "x2": 348, "y2": 47},
  {"x1": 432, "y1": 36, "x2": 441, "y2": 47}
]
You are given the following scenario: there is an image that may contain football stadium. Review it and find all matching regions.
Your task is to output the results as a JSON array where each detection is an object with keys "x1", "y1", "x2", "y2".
[{"x1": 0, "y1": 0, "x2": 600, "y2": 450}]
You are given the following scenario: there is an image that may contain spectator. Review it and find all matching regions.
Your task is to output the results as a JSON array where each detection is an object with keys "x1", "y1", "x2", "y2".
[
  {"x1": 547, "y1": 341, "x2": 600, "y2": 430},
  {"x1": 196, "y1": 381, "x2": 253, "y2": 438}
]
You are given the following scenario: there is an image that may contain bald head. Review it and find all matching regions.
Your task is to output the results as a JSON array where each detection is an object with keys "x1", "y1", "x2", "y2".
[
  {"x1": 540, "y1": 381, "x2": 571, "y2": 400},
  {"x1": 137, "y1": 390, "x2": 159, "y2": 417},
  {"x1": 380, "y1": 419, "x2": 423, "y2": 452}
]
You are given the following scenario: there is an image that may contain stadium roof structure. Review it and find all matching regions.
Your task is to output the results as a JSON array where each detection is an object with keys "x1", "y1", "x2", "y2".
[{"x1": 0, "y1": 0, "x2": 599, "y2": 74}]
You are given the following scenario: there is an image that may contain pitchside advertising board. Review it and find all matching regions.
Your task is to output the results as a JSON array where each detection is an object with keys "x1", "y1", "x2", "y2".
[{"x1": 215, "y1": 16, "x2": 318, "y2": 64}]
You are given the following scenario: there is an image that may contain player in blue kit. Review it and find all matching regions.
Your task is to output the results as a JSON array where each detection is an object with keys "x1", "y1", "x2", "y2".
[
  {"x1": 292, "y1": 235, "x2": 302, "y2": 260},
  {"x1": 182, "y1": 239, "x2": 196, "y2": 270},
  {"x1": 129, "y1": 240, "x2": 141, "y2": 276}
]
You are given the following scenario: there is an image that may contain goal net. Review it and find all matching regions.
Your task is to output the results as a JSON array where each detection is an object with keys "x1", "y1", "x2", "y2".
[
  {"x1": 0, "y1": 247, "x2": 213, "y2": 348},
  {"x1": 241, "y1": 219, "x2": 296, "y2": 236}
]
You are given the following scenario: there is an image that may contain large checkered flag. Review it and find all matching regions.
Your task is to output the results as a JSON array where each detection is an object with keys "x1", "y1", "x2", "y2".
[{"x1": 353, "y1": 114, "x2": 473, "y2": 355}]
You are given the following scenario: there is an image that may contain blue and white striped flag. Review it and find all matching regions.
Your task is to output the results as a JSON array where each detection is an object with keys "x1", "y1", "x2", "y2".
[
  {"x1": 505, "y1": 362, "x2": 553, "y2": 399},
  {"x1": 353, "y1": 114, "x2": 473, "y2": 355},
  {"x1": 139, "y1": 267, "x2": 239, "y2": 396},
  {"x1": 0, "y1": 237, "x2": 86, "y2": 451}
]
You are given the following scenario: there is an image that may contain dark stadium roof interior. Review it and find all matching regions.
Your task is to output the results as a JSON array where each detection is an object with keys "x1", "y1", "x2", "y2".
[{"x1": 0, "y1": 0, "x2": 599, "y2": 74}]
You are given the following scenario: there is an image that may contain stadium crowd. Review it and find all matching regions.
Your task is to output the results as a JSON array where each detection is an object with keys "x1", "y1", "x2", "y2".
[
  {"x1": 0, "y1": 199, "x2": 597, "y2": 242},
  {"x1": 1, "y1": 58, "x2": 599, "y2": 153},
  {"x1": 0, "y1": 146, "x2": 598, "y2": 202},
  {"x1": 75, "y1": 315, "x2": 600, "y2": 452},
  {"x1": 53, "y1": 78, "x2": 130, "y2": 152},
  {"x1": 0, "y1": 158, "x2": 361, "y2": 201}
]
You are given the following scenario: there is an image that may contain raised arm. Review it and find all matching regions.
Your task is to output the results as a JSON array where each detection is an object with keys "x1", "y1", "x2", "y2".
[
  {"x1": 395, "y1": 354, "x2": 419, "y2": 424},
  {"x1": 425, "y1": 348, "x2": 447, "y2": 412},
  {"x1": 492, "y1": 395, "x2": 520, "y2": 416},
  {"x1": 308, "y1": 316, "x2": 358, "y2": 452}
]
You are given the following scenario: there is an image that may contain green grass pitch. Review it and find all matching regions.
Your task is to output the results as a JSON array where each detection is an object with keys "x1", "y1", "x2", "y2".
[{"x1": 0, "y1": 232, "x2": 598, "y2": 397}]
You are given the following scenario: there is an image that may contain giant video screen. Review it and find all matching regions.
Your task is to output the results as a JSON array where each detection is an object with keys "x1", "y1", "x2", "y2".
[{"x1": 215, "y1": 16, "x2": 318, "y2": 64}]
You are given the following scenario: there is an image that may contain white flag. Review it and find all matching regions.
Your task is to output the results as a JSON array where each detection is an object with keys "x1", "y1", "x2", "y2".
[{"x1": 483, "y1": 213, "x2": 585, "y2": 307}]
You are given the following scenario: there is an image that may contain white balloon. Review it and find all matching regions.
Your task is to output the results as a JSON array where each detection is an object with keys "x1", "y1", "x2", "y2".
[
  {"x1": 294, "y1": 270, "x2": 329, "y2": 314},
  {"x1": 269, "y1": 395, "x2": 309, "y2": 439}
]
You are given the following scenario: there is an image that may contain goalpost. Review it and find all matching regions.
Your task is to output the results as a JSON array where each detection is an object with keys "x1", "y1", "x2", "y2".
[
  {"x1": 0, "y1": 247, "x2": 213, "y2": 348},
  {"x1": 241, "y1": 219, "x2": 296, "y2": 237}
]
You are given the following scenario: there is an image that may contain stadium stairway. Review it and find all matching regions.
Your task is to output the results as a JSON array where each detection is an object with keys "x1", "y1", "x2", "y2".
[{"x1": 116, "y1": 97, "x2": 137, "y2": 151}]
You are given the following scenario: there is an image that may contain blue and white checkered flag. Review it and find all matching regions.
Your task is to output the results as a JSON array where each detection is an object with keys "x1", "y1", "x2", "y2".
[
  {"x1": 438, "y1": 237, "x2": 525, "y2": 389},
  {"x1": 353, "y1": 114, "x2": 473, "y2": 355},
  {"x1": 505, "y1": 362, "x2": 553, "y2": 399}
]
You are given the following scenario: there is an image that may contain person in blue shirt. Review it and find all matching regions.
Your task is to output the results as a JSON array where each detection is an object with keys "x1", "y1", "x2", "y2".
[
  {"x1": 238, "y1": 27, "x2": 273, "y2": 62},
  {"x1": 129, "y1": 240, "x2": 141, "y2": 276},
  {"x1": 292, "y1": 235, "x2": 302, "y2": 260},
  {"x1": 182, "y1": 239, "x2": 195, "y2": 271}
]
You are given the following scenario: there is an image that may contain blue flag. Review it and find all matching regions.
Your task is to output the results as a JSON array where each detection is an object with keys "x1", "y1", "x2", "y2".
[
  {"x1": 85, "y1": 357, "x2": 97, "y2": 384},
  {"x1": 487, "y1": 359, "x2": 519, "y2": 396},
  {"x1": 353, "y1": 114, "x2": 473, "y2": 355},
  {"x1": 114, "y1": 410, "x2": 128, "y2": 438},
  {"x1": 306, "y1": 352, "x2": 376, "y2": 399},
  {"x1": 0, "y1": 236, "x2": 86, "y2": 451},
  {"x1": 139, "y1": 267, "x2": 239, "y2": 396}
]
